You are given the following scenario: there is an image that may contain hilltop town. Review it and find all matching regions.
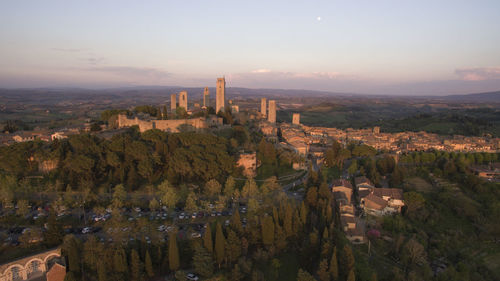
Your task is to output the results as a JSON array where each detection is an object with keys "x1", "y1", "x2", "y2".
[{"x1": 0, "y1": 79, "x2": 499, "y2": 281}]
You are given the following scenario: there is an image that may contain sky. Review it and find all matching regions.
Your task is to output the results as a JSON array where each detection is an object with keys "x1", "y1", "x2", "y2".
[{"x1": 1, "y1": 0, "x2": 500, "y2": 95}]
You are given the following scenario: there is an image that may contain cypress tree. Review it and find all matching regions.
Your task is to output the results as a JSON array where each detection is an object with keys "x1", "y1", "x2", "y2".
[
  {"x1": 317, "y1": 259, "x2": 330, "y2": 281},
  {"x1": 192, "y1": 245, "x2": 214, "y2": 278},
  {"x1": 225, "y1": 229, "x2": 242, "y2": 264},
  {"x1": 347, "y1": 269, "x2": 356, "y2": 281},
  {"x1": 97, "y1": 262, "x2": 107, "y2": 281},
  {"x1": 113, "y1": 246, "x2": 128, "y2": 274},
  {"x1": 130, "y1": 249, "x2": 142, "y2": 281},
  {"x1": 231, "y1": 210, "x2": 242, "y2": 233},
  {"x1": 215, "y1": 223, "x2": 225, "y2": 268},
  {"x1": 344, "y1": 245, "x2": 355, "y2": 271},
  {"x1": 64, "y1": 272, "x2": 77, "y2": 281},
  {"x1": 63, "y1": 235, "x2": 80, "y2": 273},
  {"x1": 261, "y1": 216, "x2": 275, "y2": 247},
  {"x1": 300, "y1": 201, "x2": 308, "y2": 225},
  {"x1": 283, "y1": 203, "x2": 293, "y2": 237},
  {"x1": 169, "y1": 233, "x2": 180, "y2": 271},
  {"x1": 145, "y1": 250, "x2": 154, "y2": 278},
  {"x1": 163, "y1": 105, "x2": 168, "y2": 119},
  {"x1": 329, "y1": 247, "x2": 339, "y2": 281},
  {"x1": 203, "y1": 224, "x2": 213, "y2": 253}
]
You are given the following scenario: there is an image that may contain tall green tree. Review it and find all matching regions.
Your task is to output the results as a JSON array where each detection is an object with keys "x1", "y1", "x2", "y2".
[
  {"x1": 231, "y1": 210, "x2": 243, "y2": 233},
  {"x1": 169, "y1": 233, "x2": 180, "y2": 271},
  {"x1": 329, "y1": 247, "x2": 339, "y2": 281},
  {"x1": 223, "y1": 176, "x2": 236, "y2": 196},
  {"x1": 113, "y1": 246, "x2": 128, "y2": 274},
  {"x1": 215, "y1": 223, "x2": 226, "y2": 268},
  {"x1": 111, "y1": 184, "x2": 127, "y2": 209},
  {"x1": 62, "y1": 235, "x2": 80, "y2": 273},
  {"x1": 317, "y1": 259, "x2": 329, "y2": 281},
  {"x1": 225, "y1": 229, "x2": 242, "y2": 265},
  {"x1": 192, "y1": 245, "x2": 214, "y2": 278},
  {"x1": 145, "y1": 250, "x2": 154, "y2": 278},
  {"x1": 297, "y1": 269, "x2": 316, "y2": 281},
  {"x1": 261, "y1": 216, "x2": 275, "y2": 247},
  {"x1": 205, "y1": 179, "x2": 222, "y2": 197},
  {"x1": 158, "y1": 180, "x2": 177, "y2": 209},
  {"x1": 342, "y1": 245, "x2": 355, "y2": 279},
  {"x1": 203, "y1": 224, "x2": 213, "y2": 253},
  {"x1": 44, "y1": 211, "x2": 63, "y2": 246},
  {"x1": 130, "y1": 249, "x2": 143, "y2": 281}
]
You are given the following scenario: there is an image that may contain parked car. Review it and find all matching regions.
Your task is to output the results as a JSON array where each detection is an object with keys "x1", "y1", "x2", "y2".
[{"x1": 186, "y1": 273, "x2": 199, "y2": 281}]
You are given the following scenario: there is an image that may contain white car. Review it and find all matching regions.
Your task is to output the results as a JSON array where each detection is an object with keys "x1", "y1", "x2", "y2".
[
  {"x1": 82, "y1": 227, "x2": 92, "y2": 234},
  {"x1": 191, "y1": 232, "x2": 201, "y2": 238},
  {"x1": 186, "y1": 273, "x2": 199, "y2": 281}
]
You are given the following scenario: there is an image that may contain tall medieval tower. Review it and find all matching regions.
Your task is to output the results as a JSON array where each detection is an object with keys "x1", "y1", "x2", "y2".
[
  {"x1": 170, "y1": 93, "x2": 177, "y2": 112},
  {"x1": 268, "y1": 100, "x2": 276, "y2": 123},
  {"x1": 203, "y1": 87, "x2": 210, "y2": 108},
  {"x1": 260, "y1": 98, "x2": 267, "y2": 118},
  {"x1": 216, "y1": 77, "x2": 225, "y2": 113},
  {"x1": 179, "y1": 91, "x2": 188, "y2": 110}
]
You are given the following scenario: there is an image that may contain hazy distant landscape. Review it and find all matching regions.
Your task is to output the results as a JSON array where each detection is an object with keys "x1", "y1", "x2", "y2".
[{"x1": 2, "y1": 88, "x2": 499, "y2": 137}]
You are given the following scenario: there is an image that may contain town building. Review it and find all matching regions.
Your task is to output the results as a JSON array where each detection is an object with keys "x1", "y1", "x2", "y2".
[
  {"x1": 292, "y1": 113, "x2": 300, "y2": 125},
  {"x1": 0, "y1": 248, "x2": 65, "y2": 281},
  {"x1": 237, "y1": 152, "x2": 258, "y2": 177}
]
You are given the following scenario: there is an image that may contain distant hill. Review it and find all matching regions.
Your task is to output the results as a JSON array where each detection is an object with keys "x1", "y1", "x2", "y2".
[{"x1": 440, "y1": 91, "x2": 500, "y2": 102}]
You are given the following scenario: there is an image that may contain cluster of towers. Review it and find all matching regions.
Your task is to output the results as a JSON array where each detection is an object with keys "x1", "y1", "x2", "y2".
[
  {"x1": 260, "y1": 98, "x2": 276, "y2": 123},
  {"x1": 170, "y1": 77, "x2": 226, "y2": 113},
  {"x1": 167, "y1": 78, "x2": 300, "y2": 126}
]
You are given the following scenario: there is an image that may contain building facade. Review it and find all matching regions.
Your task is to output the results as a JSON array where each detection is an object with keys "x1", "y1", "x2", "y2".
[{"x1": 292, "y1": 113, "x2": 300, "y2": 125}]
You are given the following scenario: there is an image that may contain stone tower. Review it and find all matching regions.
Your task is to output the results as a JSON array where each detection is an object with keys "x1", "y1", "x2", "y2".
[
  {"x1": 203, "y1": 87, "x2": 210, "y2": 108},
  {"x1": 268, "y1": 100, "x2": 276, "y2": 123},
  {"x1": 179, "y1": 91, "x2": 188, "y2": 110},
  {"x1": 260, "y1": 98, "x2": 267, "y2": 118},
  {"x1": 170, "y1": 93, "x2": 177, "y2": 112},
  {"x1": 216, "y1": 77, "x2": 225, "y2": 113},
  {"x1": 292, "y1": 113, "x2": 300, "y2": 125}
]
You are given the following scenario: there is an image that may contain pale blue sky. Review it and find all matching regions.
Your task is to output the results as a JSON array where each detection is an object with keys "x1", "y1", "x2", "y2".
[{"x1": 1, "y1": 0, "x2": 499, "y2": 95}]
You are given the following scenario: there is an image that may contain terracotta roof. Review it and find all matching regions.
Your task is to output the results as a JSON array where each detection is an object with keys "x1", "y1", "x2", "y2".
[
  {"x1": 372, "y1": 188, "x2": 403, "y2": 200},
  {"x1": 358, "y1": 189, "x2": 372, "y2": 199},
  {"x1": 363, "y1": 194, "x2": 388, "y2": 210},
  {"x1": 355, "y1": 176, "x2": 373, "y2": 187},
  {"x1": 46, "y1": 263, "x2": 66, "y2": 281},
  {"x1": 332, "y1": 179, "x2": 353, "y2": 189}
]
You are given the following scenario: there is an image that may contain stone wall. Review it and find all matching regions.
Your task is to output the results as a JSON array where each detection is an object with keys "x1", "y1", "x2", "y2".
[{"x1": 117, "y1": 114, "x2": 222, "y2": 133}]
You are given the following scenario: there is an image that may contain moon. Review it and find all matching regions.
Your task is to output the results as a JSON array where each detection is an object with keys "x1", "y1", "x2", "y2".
[{"x1": 317, "y1": 16, "x2": 322, "y2": 22}]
